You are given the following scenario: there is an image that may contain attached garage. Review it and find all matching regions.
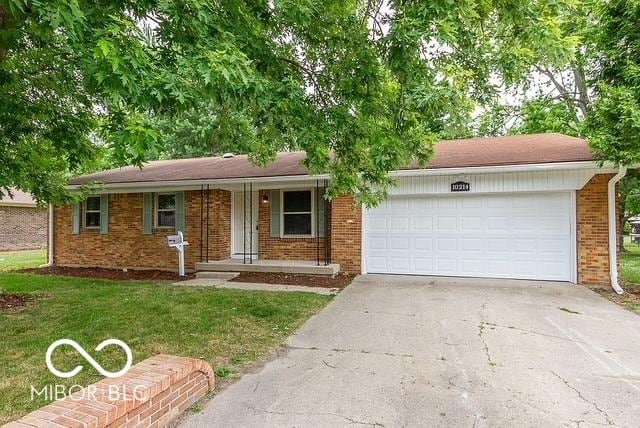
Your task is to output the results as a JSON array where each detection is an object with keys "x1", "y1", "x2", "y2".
[{"x1": 365, "y1": 192, "x2": 575, "y2": 281}]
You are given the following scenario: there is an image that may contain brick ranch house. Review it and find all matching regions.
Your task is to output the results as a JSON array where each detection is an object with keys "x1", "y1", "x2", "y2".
[
  {"x1": 1, "y1": 188, "x2": 47, "y2": 251},
  {"x1": 49, "y1": 133, "x2": 631, "y2": 291}
]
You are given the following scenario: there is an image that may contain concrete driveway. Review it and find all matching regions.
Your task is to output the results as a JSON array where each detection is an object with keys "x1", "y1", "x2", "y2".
[{"x1": 181, "y1": 275, "x2": 640, "y2": 427}]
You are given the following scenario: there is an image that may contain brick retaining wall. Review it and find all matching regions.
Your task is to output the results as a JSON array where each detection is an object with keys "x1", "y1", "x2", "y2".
[{"x1": 5, "y1": 355, "x2": 214, "y2": 428}]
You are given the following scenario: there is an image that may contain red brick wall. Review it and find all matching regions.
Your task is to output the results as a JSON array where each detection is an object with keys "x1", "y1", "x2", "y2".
[
  {"x1": 0, "y1": 205, "x2": 47, "y2": 251},
  {"x1": 257, "y1": 190, "x2": 328, "y2": 261},
  {"x1": 577, "y1": 173, "x2": 619, "y2": 285},
  {"x1": 54, "y1": 190, "x2": 231, "y2": 272},
  {"x1": 330, "y1": 195, "x2": 362, "y2": 273},
  {"x1": 204, "y1": 189, "x2": 232, "y2": 261},
  {"x1": 8, "y1": 354, "x2": 214, "y2": 428}
]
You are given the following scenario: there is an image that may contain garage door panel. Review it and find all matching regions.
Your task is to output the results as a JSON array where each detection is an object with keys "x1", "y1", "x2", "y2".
[
  {"x1": 389, "y1": 199, "x2": 409, "y2": 209},
  {"x1": 365, "y1": 192, "x2": 572, "y2": 281},
  {"x1": 413, "y1": 258, "x2": 434, "y2": 272},
  {"x1": 540, "y1": 261, "x2": 567, "y2": 277},
  {"x1": 390, "y1": 216, "x2": 410, "y2": 231},
  {"x1": 512, "y1": 216, "x2": 537, "y2": 232},
  {"x1": 461, "y1": 217, "x2": 482, "y2": 232},
  {"x1": 487, "y1": 217, "x2": 510, "y2": 231},
  {"x1": 437, "y1": 258, "x2": 458, "y2": 272},
  {"x1": 413, "y1": 217, "x2": 433, "y2": 231},
  {"x1": 414, "y1": 238, "x2": 433, "y2": 250},
  {"x1": 390, "y1": 237, "x2": 410, "y2": 250},
  {"x1": 437, "y1": 217, "x2": 457, "y2": 232},
  {"x1": 487, "y1": 238, "x2": 509, "y2": 251},
  {"x1": 538, "y1": 216, "x2": 567, "y2": 231},
  {"x1": 461, "y1": 198, "x2": 482, "y2": 209},
  {"x1": 437, "y1": 198, "x2": 457, "y2": 209},
  {"x1": 462, "y1": 238, "x2": 482, "y2": 251},
  {"x1": 461, "y1": 259, "x2": 483, "y2": 275},
  {"x1": 437, "y1": 238, "x2": 457, "y2": 251},
  {"x1": 390, "y1": 257, "x2": 411, "y2": 271},
  {"x1": 413, "y1": 198, "x2": 434, "y2": 210},
  {"x1": 368, "y1": 217, "x2": 387, "y2": 231},
  {"x1": 513, "y1": 239, "x2": 537, "y2": 252},
  {"x1": 367, "y1": 236, "x2": 388, "y2": 250}
]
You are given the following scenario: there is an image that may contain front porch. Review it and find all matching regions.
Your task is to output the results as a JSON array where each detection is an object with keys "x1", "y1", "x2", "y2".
[{"x1": 195, "y1": 259, "x2": 340, "y2": 276}]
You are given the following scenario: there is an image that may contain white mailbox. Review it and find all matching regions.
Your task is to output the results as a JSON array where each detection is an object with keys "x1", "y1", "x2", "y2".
[{"x1": 167, "y1": 231, "x2": 189, "y2": 276}]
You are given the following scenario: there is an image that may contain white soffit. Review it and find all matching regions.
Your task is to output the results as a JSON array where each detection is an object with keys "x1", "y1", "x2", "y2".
[{"x1": 389, "y1": 169, "x2": 599, "y2": 195}]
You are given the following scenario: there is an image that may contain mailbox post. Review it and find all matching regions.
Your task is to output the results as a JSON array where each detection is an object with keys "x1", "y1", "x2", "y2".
[{"x1": 166, "y1": 231, "x2": 189, "y2": 276}]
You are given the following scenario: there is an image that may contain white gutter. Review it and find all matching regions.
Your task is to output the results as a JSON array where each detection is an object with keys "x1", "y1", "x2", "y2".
[
  {"x1": 608, "y1": 166, "x2": 627, "y2": 294},
  {"x1": 65, "y1": 161, "x2": 618, "y2": 192},
  {"x1": 0, "y1": 202, "x2": 38, "y2": 208}
]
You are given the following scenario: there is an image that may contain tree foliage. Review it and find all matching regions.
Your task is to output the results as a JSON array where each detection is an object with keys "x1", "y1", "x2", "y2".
[{"x1": 1, "y1": 0, "x2": 580, "y2": 205}]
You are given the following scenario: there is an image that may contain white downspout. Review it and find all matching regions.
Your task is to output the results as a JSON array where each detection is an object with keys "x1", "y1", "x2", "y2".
[
  {"x1": 45, "y1": 203, "x2": 54, "y2": 267},
  {"x1": 608, "y1": 166, "x2": 627, "y2": 294}
]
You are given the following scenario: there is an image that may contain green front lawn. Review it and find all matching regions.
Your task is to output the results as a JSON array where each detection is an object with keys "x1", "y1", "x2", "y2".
[
  {"x1": 0, "y1": 249, "x2": 46, "y2": 271},
  {"x1": 0, "y1": 273, "x2": 331, "y2": 424},
  {"x1": 622, "y1": 236, "x2": 640, "y2": 290}
]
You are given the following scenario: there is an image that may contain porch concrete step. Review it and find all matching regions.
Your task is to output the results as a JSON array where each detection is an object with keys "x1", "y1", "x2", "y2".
[
  {"x1": 195, "y1": 260, "x2": 340, "y2": 276},
  {"x1": 195, "y1": 271, "x2": 239, "y2": 280}
]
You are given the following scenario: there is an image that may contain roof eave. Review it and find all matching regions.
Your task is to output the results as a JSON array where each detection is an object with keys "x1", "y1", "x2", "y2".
[
  {"x1": 0, "y1": 201, "x2": 38, "y2": 207},
  {"x1": 65, "y1": 160, "x2": 619, "y2": 193}
]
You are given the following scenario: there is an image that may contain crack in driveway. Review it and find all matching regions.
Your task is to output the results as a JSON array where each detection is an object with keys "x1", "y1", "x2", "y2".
[
  {"x1": 249, "y1": 407, "x2": 385, "y2": 427},
  {"x1": 551, "y1": 371, "x2": 613, "y2": 426},
  {"x1": 478, "y1": 302, "x2": 497, "y2": 369},
  {"x1": 287, "y1": 345, "x2": 415, "y2": 358},
  {"x1": 447, "y1": 372, "x2": 474, "y2": 394}
]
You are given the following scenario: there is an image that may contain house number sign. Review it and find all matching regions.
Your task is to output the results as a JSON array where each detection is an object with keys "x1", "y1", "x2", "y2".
[{"x1": 451, "y1": 181, "x2": 470, "y2": 192}]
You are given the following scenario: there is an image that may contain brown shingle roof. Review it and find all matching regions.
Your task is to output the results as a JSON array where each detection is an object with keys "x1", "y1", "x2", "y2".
[{"x1": 69, "y1": 133, "x2": 593, "y2": 185}]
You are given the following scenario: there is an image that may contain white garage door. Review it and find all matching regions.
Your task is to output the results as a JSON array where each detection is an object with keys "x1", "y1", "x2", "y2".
[{"x1": 365, "y1": 193, "x2": 573, "y2": 281}]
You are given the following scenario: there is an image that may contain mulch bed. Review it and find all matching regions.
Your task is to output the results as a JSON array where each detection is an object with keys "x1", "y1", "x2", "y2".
[
  {"x1": 0, "y1": 292, "x2": 36, "y2": 311},
  {"x1": 230, "y1": 272, "x2": 355, "y2": 289},
  {"x1": 590, "y1": 285, "x2": 640, "y2": 315},
  {"x1": 19, "y1": 266, "x2": 193, "y2": 282}
]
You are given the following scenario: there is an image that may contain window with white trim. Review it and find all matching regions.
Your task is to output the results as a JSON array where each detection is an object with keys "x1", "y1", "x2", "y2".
[
  {"x1": 156, "y1": 193, "x2": 176, "y2": 228},
  {"x1": 84, "y1": 196, "x2": 101, "y2": 228},
  {"x1": 282, "y1": 190, "x2": 313, "y2": 236}
]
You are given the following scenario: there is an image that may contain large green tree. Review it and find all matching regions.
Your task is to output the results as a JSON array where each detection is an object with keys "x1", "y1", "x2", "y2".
[
  {"x1": 475, "y1": 0, "x2": 640, "y2": 248},
  {"x1": 1, "y1": 0, "x2": 578, "y2": 205}
]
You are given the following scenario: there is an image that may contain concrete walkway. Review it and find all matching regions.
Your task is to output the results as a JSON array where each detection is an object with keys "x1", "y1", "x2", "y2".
[
  {"x1": 181, "y1": 275, "x2": 640, "y2": 427},
  {"x1": 173, "y1": 278, "x2": 338, "y2": 295}
]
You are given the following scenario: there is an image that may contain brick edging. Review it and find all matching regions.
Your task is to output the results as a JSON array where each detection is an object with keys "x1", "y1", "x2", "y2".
[{"x1": 5, "y1": 354, "x2": 215, "y2": 428}]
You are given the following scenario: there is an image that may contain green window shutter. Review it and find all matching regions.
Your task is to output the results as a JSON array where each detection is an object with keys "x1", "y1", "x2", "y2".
[
  {"x1": 270, "y1": 190, "x2": 280, "y2": 237},
  {"x1": 100, "y1": 194, "x2": 109, "y2": 234},
  {"x1": 72, "y1": 203, "x2": 80, "y2": 235},
  {"x1": 317, "y1": 188, "x2": 326, "y2": 238},
  {"x1": 175, "y1": 191, "x2": 185, "y2": 232},
  {"x1": 143, "y1": 193, "x2": 153, "y2": 235}
]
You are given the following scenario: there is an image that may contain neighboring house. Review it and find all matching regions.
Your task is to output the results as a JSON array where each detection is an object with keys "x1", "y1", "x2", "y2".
[
  {"x1": 629, "y1": 216, "x2": 640, "y2": 243},
  {"x1": 0, "y1": 188, "x2": 47, "y2": 251},
  {"x1": 52, "y1": 133, "x2": 628, "y2": 286}
]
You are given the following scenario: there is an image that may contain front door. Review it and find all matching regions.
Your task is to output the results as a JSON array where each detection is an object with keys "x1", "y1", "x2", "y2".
[{"x1": 233, "y1": 191, "x2": 259, "y2": 257}]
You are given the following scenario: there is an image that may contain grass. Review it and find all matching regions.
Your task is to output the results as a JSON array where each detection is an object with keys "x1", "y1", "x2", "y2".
[
  {"x1": 622, "y1": 236, "x2": 640, "y2": 290},
  {"x1": 0, "y1": 249, "x2": 46, "y2": 271},
  {"x1": 0, "y1": 273, "x2": 331, "y2": 424}
]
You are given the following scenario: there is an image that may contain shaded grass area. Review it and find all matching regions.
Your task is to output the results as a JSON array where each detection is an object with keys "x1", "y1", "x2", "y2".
[
  {"x1": 0, "y1": 249, "x2": 46, "y2": 272},
  {"x1": 595, "y1": 236, "x2": 640, "y2": 314},
  {"x1": 0, "y1": 273, "x2": 331, "y2": 424},
  {"x1": 622, "y1": 236, "x2": 640, "y2": 289}
]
